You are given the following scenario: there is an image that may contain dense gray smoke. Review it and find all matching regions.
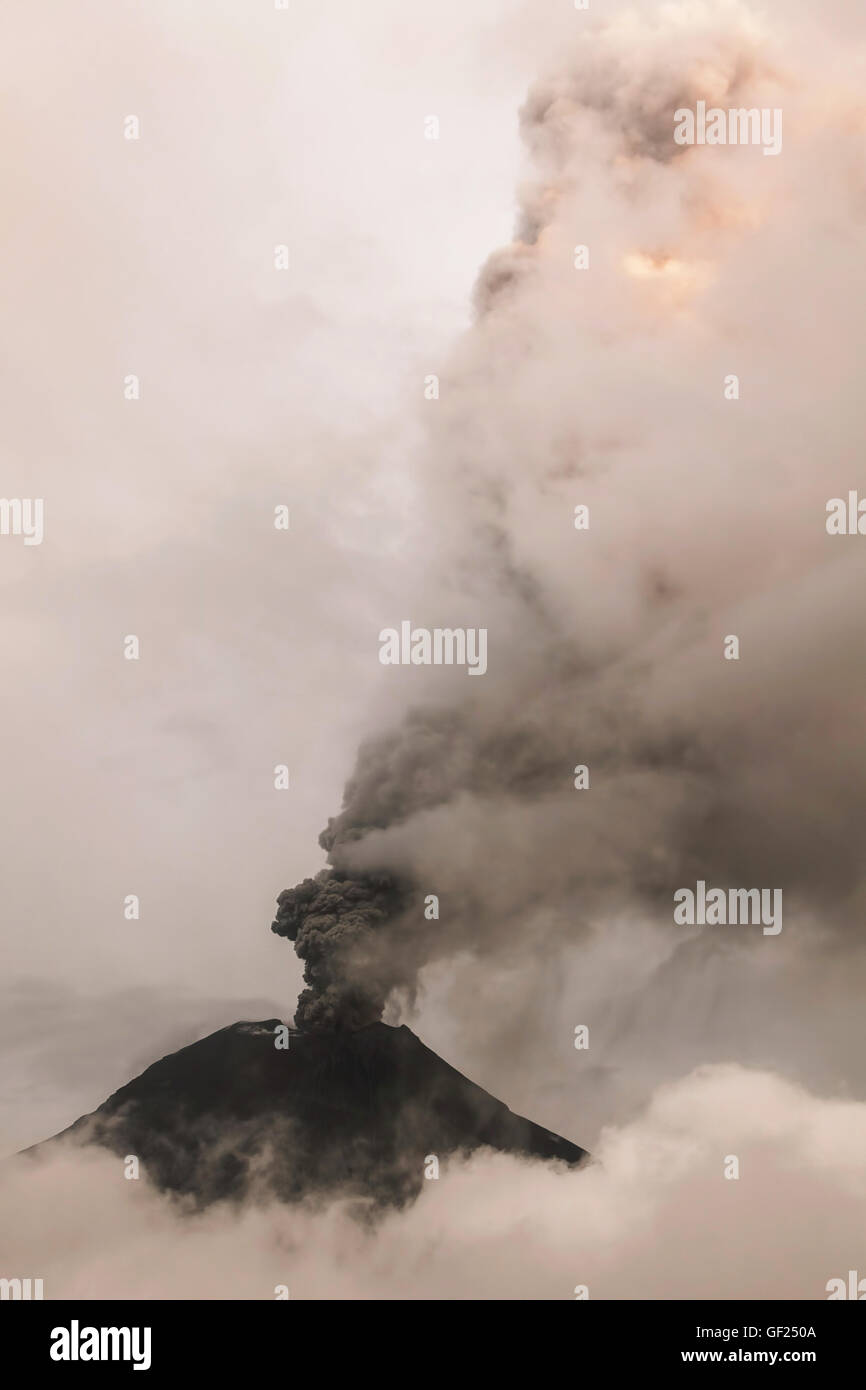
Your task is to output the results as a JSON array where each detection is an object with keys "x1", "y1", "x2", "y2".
[
  {"x1": 273, "y1": 0, "x2": 866, "y2": 1035},
  {"x1": 272, "y1": 871, "x2": 407, "y2": 1031}
]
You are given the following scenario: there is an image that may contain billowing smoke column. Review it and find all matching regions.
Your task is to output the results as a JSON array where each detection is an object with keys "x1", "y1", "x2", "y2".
[
  {"x1": 273, "y1": 1, "x2": 866, "y2": 1037},
  {"x1": 271, "y1": 710, "x2": 464, "y2": 1031},
  {"x1": 271, "y1": 870, "x2": 405, "y2": 1032},
  {"x1": 271, "y1": 747, "x2": 412, "y2": 1031}
]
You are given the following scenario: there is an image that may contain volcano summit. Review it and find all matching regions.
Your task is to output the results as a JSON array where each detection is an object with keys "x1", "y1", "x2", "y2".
[{"x1": 29, "y1": 1019, "x2": 587, "y2": 1208}]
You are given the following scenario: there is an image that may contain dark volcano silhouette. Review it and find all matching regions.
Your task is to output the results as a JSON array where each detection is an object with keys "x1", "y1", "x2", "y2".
[{"x1": 28, "y1": 1020, "x2": 587, "y2": 1208}]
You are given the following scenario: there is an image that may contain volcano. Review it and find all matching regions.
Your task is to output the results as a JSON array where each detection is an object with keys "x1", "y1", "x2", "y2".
[{"x1": 27, "y1": 1020, "x2": 587, "y2": 1208}]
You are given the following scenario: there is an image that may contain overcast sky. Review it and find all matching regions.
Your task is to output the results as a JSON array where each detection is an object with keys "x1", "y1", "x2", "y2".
[{"x1": 0, "y1": 0, "x2": 549, "y2": 1151}]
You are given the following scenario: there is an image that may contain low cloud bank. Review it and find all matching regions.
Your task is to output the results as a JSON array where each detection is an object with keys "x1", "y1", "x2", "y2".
[{"x1": 3, "y1": 1064, "x2": 864, "y2": 1299}]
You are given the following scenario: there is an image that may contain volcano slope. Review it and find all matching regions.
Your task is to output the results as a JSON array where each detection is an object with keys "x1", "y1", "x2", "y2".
[{"x1": 27, "y1": 1020, "x2": 587, "y2": 1208}]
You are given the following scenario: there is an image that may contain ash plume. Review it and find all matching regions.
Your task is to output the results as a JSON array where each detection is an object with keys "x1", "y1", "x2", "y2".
[
  {"x1": 273, "y1": 0, "x2": 866, "y2": 1039},
  {"x1": 272, "y1": 871, "x2": 408, "y2": 1032}
]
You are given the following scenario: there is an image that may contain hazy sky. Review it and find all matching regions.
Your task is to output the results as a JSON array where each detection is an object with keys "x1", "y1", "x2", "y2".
[{"x1": 0, "y1": 0, "x2": 542, "y2": 1150}]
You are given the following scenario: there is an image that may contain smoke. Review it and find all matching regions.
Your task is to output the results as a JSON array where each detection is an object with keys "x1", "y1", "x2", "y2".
[
  {"x1": 273, "y1": 0, "x2": 866, "y2": 1040},
  {"x1": 272, "y1": 873, "x2": 407, "y2": 1031}
]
